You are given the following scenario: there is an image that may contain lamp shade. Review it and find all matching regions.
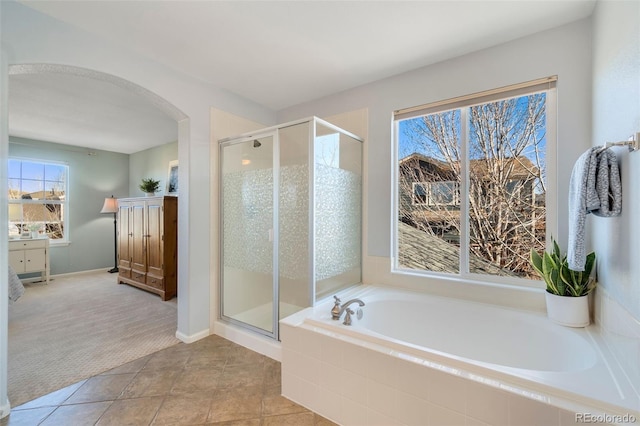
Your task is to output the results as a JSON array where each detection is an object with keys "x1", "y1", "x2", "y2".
[{"x1": 100, "y1": 196, "x2": 118, "y2": 214}]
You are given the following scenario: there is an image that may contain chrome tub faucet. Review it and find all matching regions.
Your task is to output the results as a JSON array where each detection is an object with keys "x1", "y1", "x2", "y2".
[{"x1": 331, "y1": 296, "x2": 365, "y2": 325}]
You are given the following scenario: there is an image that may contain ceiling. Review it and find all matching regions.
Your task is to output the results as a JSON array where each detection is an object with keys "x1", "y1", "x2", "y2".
[
  {"x1": 9, "y1": 72, "x2": 180, "y2": 154},
  {"x1": 9, "y1": 0, "x2": 596, "y2": 154}
]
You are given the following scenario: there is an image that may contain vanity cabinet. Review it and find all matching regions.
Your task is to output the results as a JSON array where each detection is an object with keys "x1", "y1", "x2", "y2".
[
  {"x1": 9, "y1": 237, "x2": 50, "y2": 284},
  {"x1": 117, "y1": 196, "x2": 177, "y2": 301}
]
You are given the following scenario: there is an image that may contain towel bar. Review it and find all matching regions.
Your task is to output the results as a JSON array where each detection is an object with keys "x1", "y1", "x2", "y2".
[{"x1": 601, "y1": 131, "x2": 640, "y2": 152}]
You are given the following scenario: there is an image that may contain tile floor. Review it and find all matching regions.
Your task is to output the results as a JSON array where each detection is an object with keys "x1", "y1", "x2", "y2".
[{"x1": 1, "y1": 335, "x2": 336, "y2": 426}]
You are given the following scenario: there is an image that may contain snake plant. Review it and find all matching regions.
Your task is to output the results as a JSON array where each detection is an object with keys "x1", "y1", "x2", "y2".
[{"x1": 530, "y1": 239, "x2": 596, "y2": 297}]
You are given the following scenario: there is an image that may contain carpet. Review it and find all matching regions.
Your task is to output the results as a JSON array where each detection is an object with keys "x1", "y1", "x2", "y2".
[{"x1": 8, "y1": 271, "x2": 180, "y2": 407}]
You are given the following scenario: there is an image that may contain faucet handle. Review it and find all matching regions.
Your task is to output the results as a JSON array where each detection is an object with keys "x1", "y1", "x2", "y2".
[
  {"x1": 331, "y1": 295, "x2": 341, "y2": 320},
  {"x1": 343, "y1": 308, "x2": 354, "y2": 326}
]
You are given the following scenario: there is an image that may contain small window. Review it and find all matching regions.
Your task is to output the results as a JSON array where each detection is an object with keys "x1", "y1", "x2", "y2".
[
  {"x1": 412, "y1": 181, "x2": 459, "y2": 206},
  {"x1": 8, "y1": 159, "x2": 69, "y2": 242},
  {"x1": 427, "y1": 181, "x2": 459, "y2": 206}
]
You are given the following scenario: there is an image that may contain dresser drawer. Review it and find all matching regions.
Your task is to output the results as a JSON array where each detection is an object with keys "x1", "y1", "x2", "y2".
[
  {"x1": 118, "y1": 267, "x2": 131, "y2": 279},
  {"x1": 131, "y1": 270, "x2": 146, "y2": 284},
  {"x1": 9, "y1": 239, "x2": 47, "y2": 250},
  {"x1": 146, "y1": 275, "x2": 164, "y2": 290}
]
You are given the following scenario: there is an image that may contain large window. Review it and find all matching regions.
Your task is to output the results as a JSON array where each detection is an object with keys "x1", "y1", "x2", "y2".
[
  {"x1": 394, "y1": 77, "x2": 556, "y2": 283},
  {"x1": 8, "y1": 158, "x2": 68, "y2": 242}
]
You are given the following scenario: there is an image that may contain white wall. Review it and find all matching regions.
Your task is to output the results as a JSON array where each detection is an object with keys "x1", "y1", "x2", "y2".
[
  {"x1": 0, "y1": 3, "x2": 276, "y2": 406},
  {"x1": 591, "y1": 1, "x2": 640, "y2": 321},
  {"x1": 278, "y1": 19, "x2": 593, "y2": 309},
  {"x1": 0, "y1": 42, "x2": 11, "y2": 419}
]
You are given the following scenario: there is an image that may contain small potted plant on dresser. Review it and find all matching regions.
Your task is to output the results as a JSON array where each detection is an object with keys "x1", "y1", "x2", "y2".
[
  {"x1": 530, "y1": 239, "x2": 596, "y2": 327},
  {"x1": 139, "y1": 178, "x2": 160, "y2": 197}
]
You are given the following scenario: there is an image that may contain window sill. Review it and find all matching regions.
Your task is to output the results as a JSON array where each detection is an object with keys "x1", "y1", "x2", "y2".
[
  {"x1": 363, "y1": 255, "x2": 547, "y2": 314},
  {"x1": 50, "y1": 241, "x2": 70, "y2": 247}
]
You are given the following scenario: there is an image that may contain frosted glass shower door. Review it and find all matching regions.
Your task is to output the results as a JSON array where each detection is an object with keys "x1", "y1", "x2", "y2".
[
  {"x1": 220, "y1": 134, "x2": 277, "y2": 336},
  {"x1": 314, "y1": 121, "x2": 363, "y2": 299}
]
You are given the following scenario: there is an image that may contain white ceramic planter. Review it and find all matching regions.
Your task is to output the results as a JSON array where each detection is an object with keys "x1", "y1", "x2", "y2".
[{"x1": 545, "y1": 292, "x2": 590, "y2": 327}]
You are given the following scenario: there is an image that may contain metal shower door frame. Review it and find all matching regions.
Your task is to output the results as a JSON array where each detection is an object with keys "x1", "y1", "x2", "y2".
[{"x1": 218, "y1": 130, "x2": 280, "y2": 341}]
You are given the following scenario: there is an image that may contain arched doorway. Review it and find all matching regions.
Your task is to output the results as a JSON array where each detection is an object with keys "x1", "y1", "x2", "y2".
[{"x1": 2, "y1": 63, "x2": 190, "y2": 412}]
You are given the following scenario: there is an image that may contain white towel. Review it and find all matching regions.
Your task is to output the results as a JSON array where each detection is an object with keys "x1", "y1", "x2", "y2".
[
  {"x1": 568, "y1": 147, "x2": 621, "y2": 271},
  {"x1": 8, "y1": 264, "x2": 24, "y2": 303}
]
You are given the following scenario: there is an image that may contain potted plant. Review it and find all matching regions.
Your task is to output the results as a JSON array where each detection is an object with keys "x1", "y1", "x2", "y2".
[
  {"x1": 530, "y1": 239, "x2": 596, "y2": 327},
  {"x1": 139, "y1": 178, "x2": 160, "y2": 196},
  {"x1": 26, "y1": 222, "x2": 43, "y2": 239}
]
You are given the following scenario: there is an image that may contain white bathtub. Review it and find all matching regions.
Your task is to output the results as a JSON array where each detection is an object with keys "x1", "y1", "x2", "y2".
[{"x1": 281, "y1": 285, "x2": 640, "y2": 426}]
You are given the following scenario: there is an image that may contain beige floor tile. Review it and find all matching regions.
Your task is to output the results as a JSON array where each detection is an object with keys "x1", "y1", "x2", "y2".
[
  {"x1": 5, "y1": 334, "x2": 337, "y2": 426},
  {"x1": 263, "y1": 384, "x2": 282, "y2": 398},
  {"x1": 101, "y1": 355, "x2": 151, "y2": 375},
  {"x1": 95, "y1": 396, "x2": 163, "y2": 426},
  {"x1": 185, "y1": 353, "x2": 228, "y2": 370},
  {"x1": 152, "y1": 396, "x2": 211, "y2": 425},
  {"x1": 226, "y1": 348, "x2": 267, "y2": 367},
  {"x1": 213, "y1": 385, "x2": 264, "y2": 401},
  {"x1": 13, "y1": 380, "x2": 86, "y2": 410},
  {"x1": 120, "y1": 369, "x2": 180, "y2": 399},
  {"x1": 170, "y1": 367, "x2": 222, "y2": 398},
  {"x1": 217, "y1": 364, "x2": 264, "y2": 389},
  {"x1": 0, "y1": 407, "x2": 56, "y2": 426},
  {"x1": 40, "y1": 401, "x2": 112, "y2": 426},
  {"x1": 261, "y1": 394, "x2": 309, "y2": 417},
  {"x1": 142, "y1": 350, "x2": 191, "y2": 371},
  {"x1": 261, "y1": 411, "x2": 316, "y2": 426},
  {"x1": 64, "y1": 373, "x2": 136, "y2": 404},
  {"x1": 207, "y1": 395, "x2": 262, "y2": 423},
  {"x1": 206, "y1": 419, "x2": 261, "y2": 426},
  {"x1": 263, "y1": 361, "x2": 281, "y2": 388},
  {"x1": 314, "y1": 413, "x2": 340, "y2": 426}
]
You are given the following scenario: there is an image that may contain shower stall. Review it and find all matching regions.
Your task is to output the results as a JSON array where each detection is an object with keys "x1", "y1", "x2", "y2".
[{"x1": 219, "y1": 117, "x2": 363, "y2": 340}]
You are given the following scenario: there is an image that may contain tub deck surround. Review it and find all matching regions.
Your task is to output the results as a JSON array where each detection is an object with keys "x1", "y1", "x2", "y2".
[{"x1": 280, "y1": 286, "x2": 640, "y2": 426}]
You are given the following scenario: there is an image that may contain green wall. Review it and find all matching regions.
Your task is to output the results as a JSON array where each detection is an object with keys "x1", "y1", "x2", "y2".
[
  {"x1": 9, "y1": 137, "x2": 129, "y2": 275},
  {"x1": 129, "y1": 141, "x2": 178, "y2": 197},
  {"x1": 8, "y1": 137, "x2": 179, "y2": 275}
]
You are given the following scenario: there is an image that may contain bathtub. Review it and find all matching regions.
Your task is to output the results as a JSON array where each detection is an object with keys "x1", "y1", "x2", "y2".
[{"x1": 280, "y1": 285, "x2": 640, "y2": 426}]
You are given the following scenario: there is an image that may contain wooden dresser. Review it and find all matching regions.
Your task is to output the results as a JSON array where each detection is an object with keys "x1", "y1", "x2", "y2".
[{"x1": 117, "y1": 196, "x2": 177, "y2": 300}]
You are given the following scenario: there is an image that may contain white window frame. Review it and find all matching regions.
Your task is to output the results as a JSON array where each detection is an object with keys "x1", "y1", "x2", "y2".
[
  {"x1": 8, "y1": 157, "x2": 70, "y2": 245},
  {"x1": 392, "y1": 77, "x2": 557, "y2": 289}
]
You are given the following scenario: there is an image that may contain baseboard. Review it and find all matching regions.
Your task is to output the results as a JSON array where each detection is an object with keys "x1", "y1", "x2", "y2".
[
  {"x1": 214, "y1": 320, "x2": 282, "y2": 362},
  {"x1": 18, "y1": 268, "x2": 115, "y2": 284},
  {"x1": 175, "y1": 329, "x2": 210, "y2": 344},
  {"x1": 0, "y1": 399, "x2": 10, "y2": 420}
]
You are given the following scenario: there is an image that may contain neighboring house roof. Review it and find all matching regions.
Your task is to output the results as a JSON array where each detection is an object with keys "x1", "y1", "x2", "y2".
[
  {"x1": 399, "y1": 152, "x2": 538, "y2": 180},
  {"x1": 397, "y1": 222, "x2": 515, "y2": 276}
]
